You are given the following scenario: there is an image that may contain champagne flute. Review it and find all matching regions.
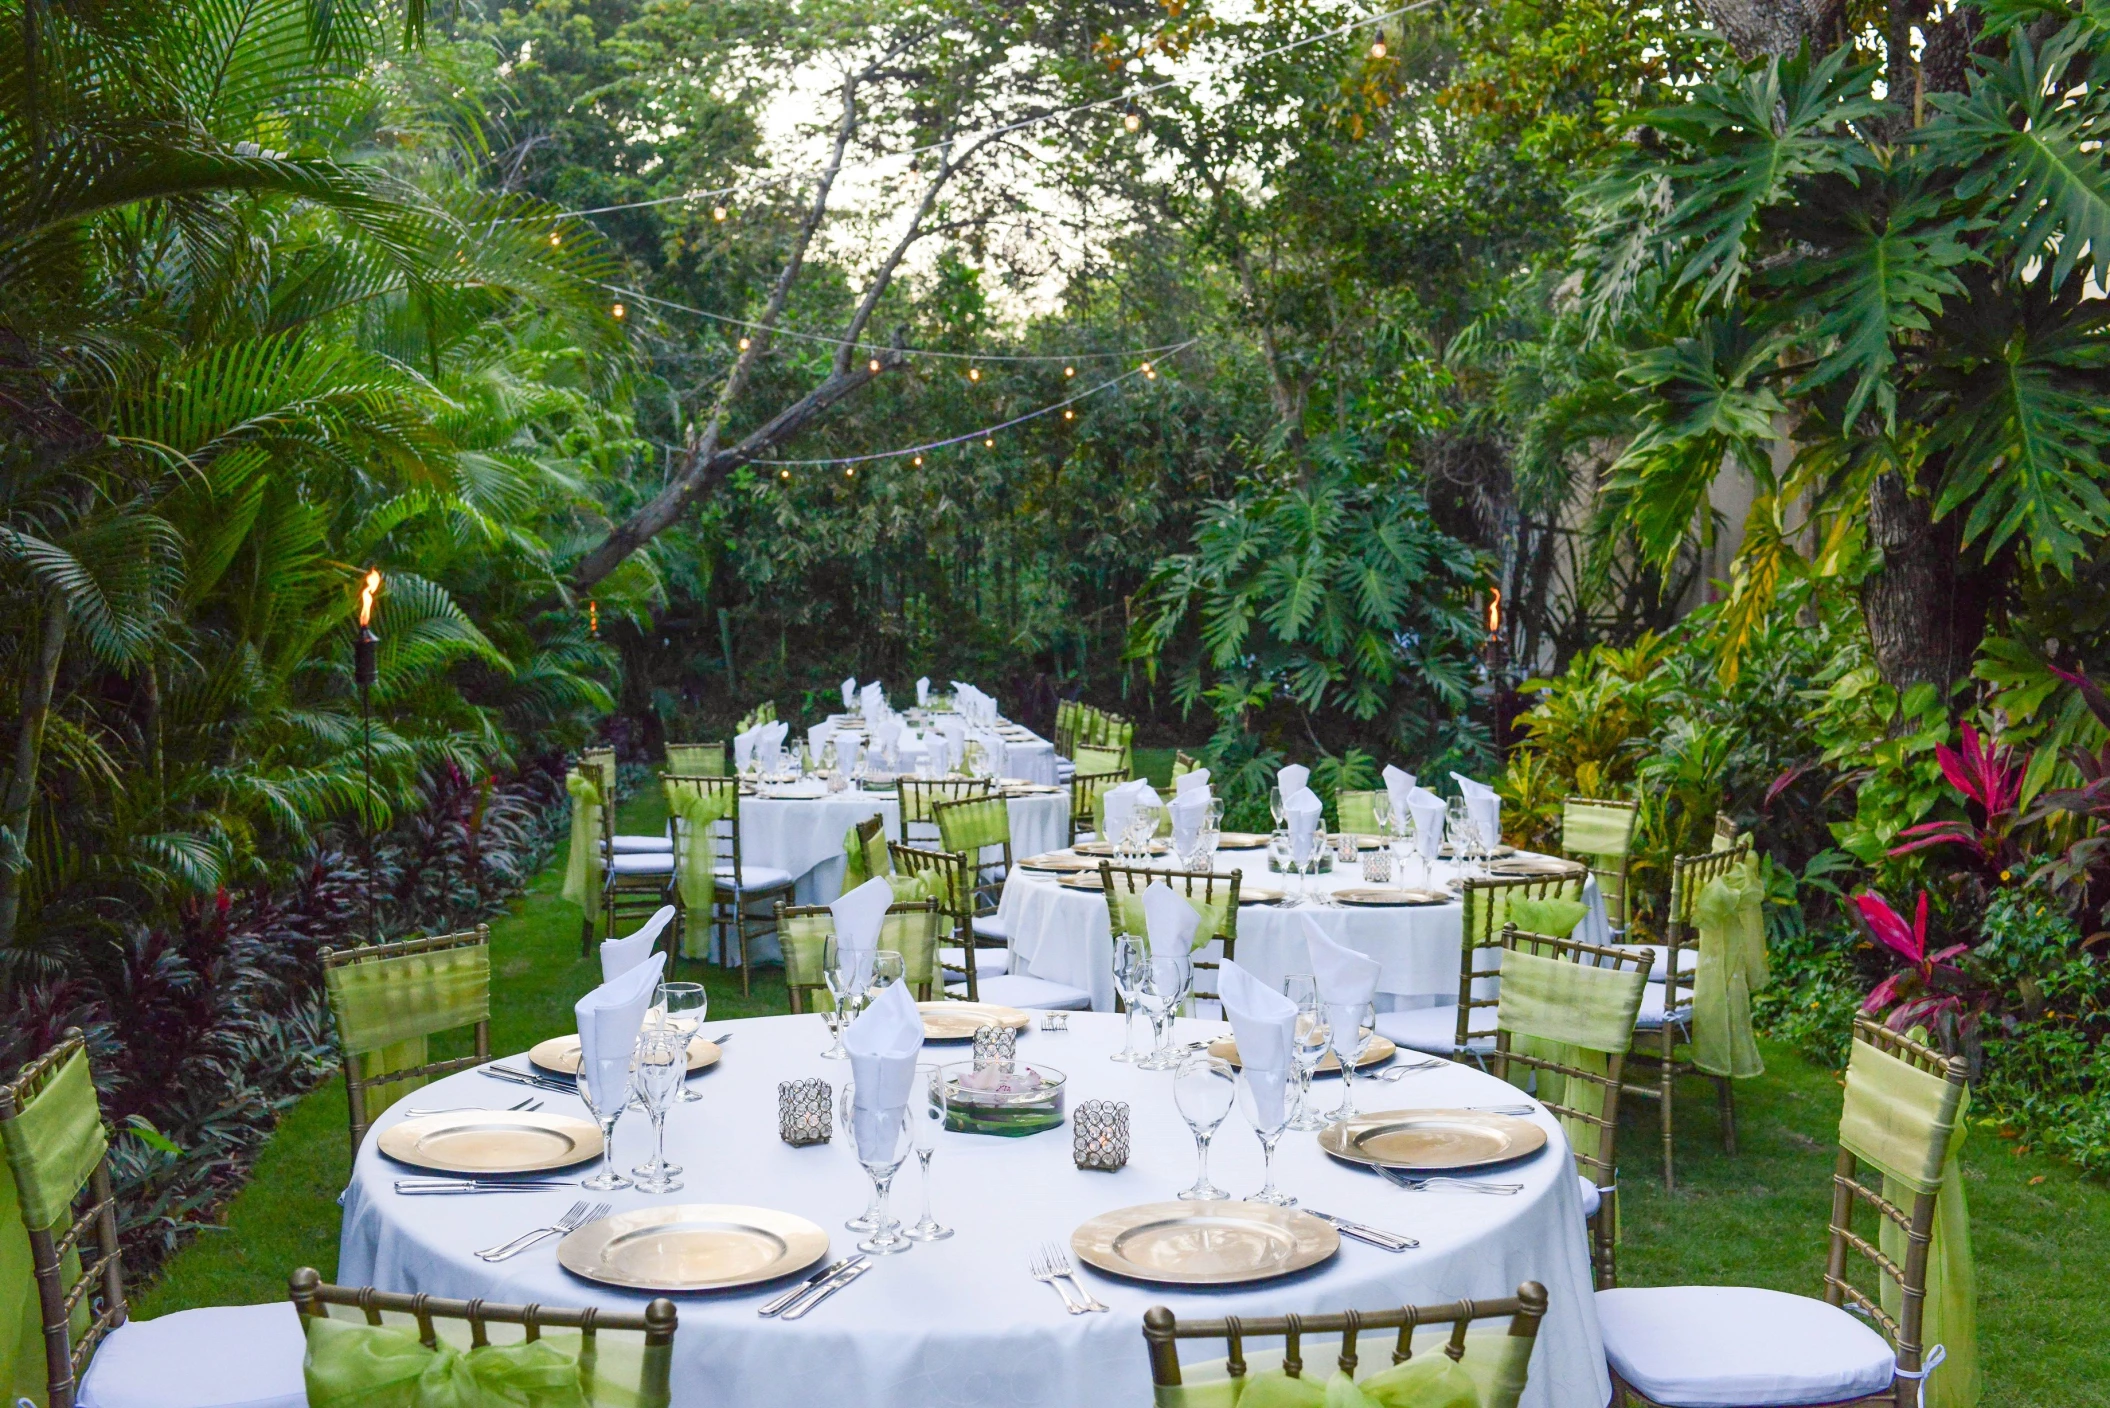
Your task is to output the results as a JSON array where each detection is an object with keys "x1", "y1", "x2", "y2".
[
  {"x1": 1172, "y1": 1055, "x2": 1236, "y2": 1200},
  {"x1": 1268, "y1": 785, "x2": 1286, "y2": 832},
  {"x1": 837, "y1": 1081, "x2": 916, "y2": 1255},
  {"x1": 1235, "y1": 1064, "x2": 1295, "y2": 1205},
  {"x1": 628, "y1": 1027, "x2": 686, "y2": 1192},
  {"x1": 1327, "y1": 1001, "x2": 1378, "y2": 1122},
  {"x1": 1110, "y1": 935, "x2": 1146, "y2": 1063},
  {"x1": 657, "y1": 980, "x2": 707, "y2": 1102},
  {"x1": 574, "y1": 1057, "x2": 632, "y2": 1192},
  {"x1": 1282, "y1": 975, "x2": 1331, "y2": 1132},
  {"x1": 904, "y1": 1064, "x2": 953, "y2": 1241},
  {"x1": 820, "y1": 938, "x2": 855, "y2": 1060}
]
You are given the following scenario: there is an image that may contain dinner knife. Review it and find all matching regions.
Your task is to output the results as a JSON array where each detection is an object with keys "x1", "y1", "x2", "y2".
[
  {"x1": 780, "y1": 1259, "x2": 872, "y2": 1320},
  {"x1": 1304, "y1": 1209, "x2": 1418, "y2": 1250},
  {"x1": 483, "y1": 1065, "x2": 579, "y2": 1094},
  {"x1": 757, "y1": 1256, "x2": 864, "y2": 1317},
  {"x1": 394, "y1": 1179, "x2": 580, "y2": 1194}
]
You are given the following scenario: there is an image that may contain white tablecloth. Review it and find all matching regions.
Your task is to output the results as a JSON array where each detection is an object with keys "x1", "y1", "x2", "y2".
[
  {"x1": 339, "y1": 1012, "x2": 1606, "y2": 1408},
  {"x1": 1000, "y1": 852, "x2": 1605, "y2": 1013},
  {"x1": 823, "y1": 714, "x2": 1059, "y2": 786}
]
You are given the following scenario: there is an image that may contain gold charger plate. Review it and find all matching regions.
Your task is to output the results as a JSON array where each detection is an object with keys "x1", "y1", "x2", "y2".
[
  {"x1": 378, "y1": 1110, "x2": 604, "y2": 1175},
  {"x1": 1236, "y1": 884, "x2": 1285, "y2": 904},
  {"x1": 920, "y1": 1001, "x2": 1032, "y2": 1039},
  {"x1": 528, "y1": 1033, "x2": 720, "y2": 1076},
  {"x1": 1208, "y1": 1033, "x2": 1395, "y2": 1073},
  {"x1": 1439, "y1": 843, "x2": 1516, "y2": 859},
  {"x1": 1019, "y1": 852, "x2": 1099, "y2": 873},
  {"x1": 1003, "y1": 783, "x2": 1064, "y2": 795},
  {"x1": 1073, "y1": 840, "x2": 1169, "y2": 857},
  {"x1": 1486, "y1": 857, "x2": 1586, "y2": 877},
  {"x1": 556, "y1": 1205, "x2": 829, "y2": 1293},
  {"x1": 1332, "y1": 887, "x2": 1452, "y2": 906},
  {"x1": 1071, "y1": 1201, "x2": 1337, "y2": 1286},
  {"x1": 1059, "y1": 872, "x2": 1106, "y2": 891},
  {"x1": 1215, "y1": 832, "x2": 1272, "y2": 849},
  {"x1": 1318, "y1": 1109, "x2": 1547, "y2": 1171}
]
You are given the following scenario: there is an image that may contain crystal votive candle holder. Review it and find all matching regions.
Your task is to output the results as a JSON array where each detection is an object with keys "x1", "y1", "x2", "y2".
[
  {"x1": 1073, "y1": 1099, "x2": 1130, "y2": 1170},
  {"x1": 779, "y1": 1077, "x2": 832, "y2": 1146},
  {"x1": 972, "y1": 1024, "x2": 1018, "y2": 1068},
  {"x1": 1363, "y1": 847, "x2": 1394, "y2": 883}
]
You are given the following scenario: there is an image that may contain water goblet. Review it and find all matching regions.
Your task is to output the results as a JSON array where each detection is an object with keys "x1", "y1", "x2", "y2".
[
  {"x1": 1268, "y1": 785, "x2": 1286, "y2": 831},
  {"x1": 628, "y1": 1027, "x2": 686, "y2": 1192},
  {"x1": 575, "y1": 1059, "x2": 632, "y2": 1192},
  {"x1": 820, "y1": 940, "x2": 857, "y2": 1060},
  {"x1": 657, "y1": 980, "x2": 707, "y2": 1102},
  {"x1": 1110, "y1": 934, "x2": 1146, "y2": 1063},
  {"x1": 1132, "y1": 944, "x2": 1194, "y2": 1070},
  {"x1": 836, "y1": 1081, "x2": 916, "y2": 1255},
  {"x1": 1235, "y1": 1064, "x2": 1295, "y2": 1205},
  {"x1": 1282, "y1": 975, "x2": 1331, "y2": 1132},
  {"x1": 1327, "y1": 1001, "x2": 1379, "y2": 1122},
  {"x1": 904, "y1": 1064, "x2": 954, "y2": 1242},
  {"x1": 1172, "y1": 1054, "x2": 1236, "y2": 1200},
  {"x1": 868, "y1": 949, "x2": 906, "y2": 1003}
]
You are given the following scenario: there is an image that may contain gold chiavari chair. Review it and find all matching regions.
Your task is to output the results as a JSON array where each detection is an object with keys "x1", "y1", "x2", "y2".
[
  {"x1": 664, "y1": 741, "x2": 726, "y2": 776},
  {"x1": 664, "y1": 772, "x2": 794, "y2": 995},
  {"x1": 1097, "y1": 862, "x2": 1241, "y2": 1012},
  {"x1": 1561, "y1": 795, "x2": 1640, "y2": 936},
  {"x1": 322, "y1": 926, "x2": 491, "y2": 1158},
  {"x1": 1070, "y1": 769, "x2": 1125, "y2": 845},
  {"x1": 897, "y1": 776, "x2": 994, "y2": 845},
  {"x1": 775, "y1": 898, "x2": 944, "y2": 1010},
  {"x1": 933, "y1": 794, "x2": 1016, "y2": 988}
]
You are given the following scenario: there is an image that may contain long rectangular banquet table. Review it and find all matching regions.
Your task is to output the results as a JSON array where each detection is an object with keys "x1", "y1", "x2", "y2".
[
  {"x1": 339, "y1": 1011, "x2": 1608, "y2": 1408},
  {"x1": 1000, "y1": 849, "x2": 1608, "y2": 1013}
]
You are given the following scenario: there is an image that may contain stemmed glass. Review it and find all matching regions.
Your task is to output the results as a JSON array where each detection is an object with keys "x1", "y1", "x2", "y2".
[
  {"x1": 1447, "y1": 799, "x2": 1480, "y2": 878},
  {"x1": 1172, "y1": 1054, "x2": 1235, "y2": 1200},
  {"x1": 1132, "y1": 943, "x2": 1193, "y2": 1070},
  {"x1": 820, "y1": 940, "x2": 862, "y2": 1060},
  {"x1": 1308, "y1": 823, "x2": 1336, "y2": 908},
  {"x1": 1110, "y1": 935, "x2": 1146, "y2": 1063},
  {"x1": 1282, "y1": 975, "x2": 1331, "y2": 1132},
  {"x1": 575, "y1": 1059, "x2": 632, "y2": 1192},
  {"x1": 1327, "y1": 1001, "x2": 1379, "y2": 1122},
  {"x1": 904, "y1": 1064, "x2": 953, "y2": 1241},
  {"x1": 1268, "y1": 785, "x2": 1286, "y2": 834},
  {"x1": 1235, "y1": 1065, "x2": 1295, "y2": 1205},
  {"x1": 628, "y1": 1027, "x2": 686, "y2": 1193},
  {"x1": 837, "y1": 1081, "x2": 916, "y2": 1256},
  {"x1": 657, "y1": 981, "x2": 707, "y2": 1102}
]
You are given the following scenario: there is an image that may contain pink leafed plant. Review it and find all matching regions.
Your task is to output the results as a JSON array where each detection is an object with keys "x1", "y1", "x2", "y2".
[
  {"x1": 1851, "y1": 890, "x2": 1971, "y2": 1032},
  {"x1": 1889, "y1": 723, "x2": 2024, "y2": 872}
]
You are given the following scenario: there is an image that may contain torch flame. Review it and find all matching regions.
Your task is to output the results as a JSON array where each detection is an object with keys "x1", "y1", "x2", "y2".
[
  {"x1": 357, "y1": 568, "x2": 382, "y2": 628},
  {"x1": 1487, "y1": 587, "x2": 1502, "y2": 634}
]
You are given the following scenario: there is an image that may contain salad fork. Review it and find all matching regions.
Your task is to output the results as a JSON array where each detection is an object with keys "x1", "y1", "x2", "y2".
[
  {"x1": 1041, "y1": 1242, "x2": 1108, "y2": 1312},
  {"x1": 1376, "y1": 1059, "x2": 1449, "y2": 1081},
  {"x1": 474, "y1": 1200, "x2": 608, "y2": 1260},
  {"x1": 1030, "y1": 1248, "x2": 1086, "y2": 1313},
  {"x1": 1375, "y1": 1167, "x2": 1522, "y2": 1195},
  {"x1": 401, "y1": 1097, "x2": 540, "y2": 1119}
]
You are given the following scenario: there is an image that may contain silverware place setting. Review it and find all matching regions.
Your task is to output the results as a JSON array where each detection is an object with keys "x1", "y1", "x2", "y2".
[
  {"x1": 1465, "y1": 1104, "x2": 1539, "y2": 1117},
  {"x1": 1304, "y1": 1209, "x2": 1419, "y2": 1250},
  {"x1": 482, "y1": 1063, "x2": 580, "y2": 1095},
  {"x1": 778, "y1": 1257, "x2": 872, "y2": 1319},
  {"x1": 1031, "y1": 1242, "x2": 1108, "y2": 1313},
  {"x1": 394, "y1": 1178, "x2": 584, "y2": 1195},
  {"x1": 1376, "y1": 1058, "x2": 1450, "y2": 1081},
  {"x1": 399, "y1": 1096, "x2": 541, "y2": 1119},
  {"x1": 1374, "y1": 1167, "x2": 1524, "y2": 1195},
  {"x1": 758, "y1": 1256, "x2": 867, "y2": 1317},
  {"x1": 474, "y1": 1200, "x2": 609, "y2": 1259}
]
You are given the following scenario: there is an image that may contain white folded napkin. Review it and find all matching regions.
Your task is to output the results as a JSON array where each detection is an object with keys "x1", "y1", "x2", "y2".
[
  {"x1": 733, "y1": 726, "x2": 760, "y2": 771},
  {"x1": 1408, "y1": 786, "x2": 1447, "y2": 861},
  {"x1": 862, "y1": 682, "x2": 885, "y2": 717},
  {"x1": 830, "y1": 875, "x2": 894, "y2": 961},
  {"x1": 1168, "y1": 790, "x2": 1210, "y2": 854},
  {"x1": 1302, "y1": 914, "x2": 1379, "y2": 1049},
  {"x1": 1218, "y1": 959, "x2": 1296, "y2": 1127},
  {"x1": 599, "y1": 906, "x2": 674, "y2": 984},
  {"x1": 810, "y1": 722, "x2": 836, "y2": 759},
  {"x1": 1102, "y1": 778, "x2": 1144, "y2": 841},
  {"x1": 844, "y1": 980, "x2": 924, "y2": 1164},
  {"x1": 870, "y1": 715, "x2": 902, "y2": 759},
  {"x1": 1285, "y1": 787, "x2": 1323, "y2": 864},
  {"x1": 1142, "y1": 880, "x2": 1201, "y2": 955},
  {"x1": 1382, "y1": 765, "x2": 1417, "y2": 830},
  {"x1": 1175, "y1": 768, "x2": 1211, "y2": 796},
  {"x1": 574, "y1": 951, "x2": 667, "y2": 1109},
  {"x1": 836, "y1": 732, "x2": 864, "y2": 774},
  {"x1": 1277, "y1": 764, "x2": 1309, "y2": 799},
  {"x1": 916, "y1": 676, "x2": 930, "y2": 707},
  {"x1": 1451, "y1": 773, "x2": 1502, "y2": 846},
  {"x1": 841, "y1": 677, "x2": 857, "y2": 710}
]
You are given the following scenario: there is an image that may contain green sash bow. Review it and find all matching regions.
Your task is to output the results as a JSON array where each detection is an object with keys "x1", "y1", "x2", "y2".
[
  {"x1": 842, "y1": 822, "x2": 891, "y2": 888},
  {"x1": 1151, "y1": 1332, "x2": 1530, "y2": 1408},
  {"x1": 325, "y1": 944, "x2": 490, "y2": 1117},
  {"x1": 1840, "y1": 1041, "x2": 1979, "y2": 1408},
  {"x1": 1496, "y1": 947, "x2": 1647, "y2": 1157},
  {"x1": 1691, "y1": 858, "x2": 1768, "y2": 1079},
  {"x1": 1111, "y1": 886, "x2": 1229, "y2": 952},
  {"x1": 664, "y1": 783, "x2": 733, "y2": 957},
  {"x1": 304, "y1": 1316, "x2": 597, "y2": 1408},
  {"x1": 1504, "y1": 897, "x2": 1585, "y2": 940},
  {"x1": 561, "y1": 770, "x2": 604, "y2": 923}
]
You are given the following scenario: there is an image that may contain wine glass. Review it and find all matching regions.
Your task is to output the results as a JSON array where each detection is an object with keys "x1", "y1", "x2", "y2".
[
  {"x1": 820, "y1": 939, "x2": 859, "y2": 1060},
  {"x1": 574, "y1": 1057, "x2": 632, "y2": 1192},
  {"x1": 1308, "y1": 823, "x2": 1336, "y2": 907},
  {"x1": 1446, "y1": 798, "x2": 1477, "y2": 877},
  {"x1": 1371, "y1": 795, "x2": 1394, "y2": 851},
  {"x1": 1111, "y1": 935, "x2": 1146, "y2": 1062},
  {"x1": 1327, "y1": 1001, "x2": 1379, "y2": 1122},
  {"x1": 1173, "y1": 1054, "x2": 1236, "y2": 1200},
  {"x1": 656, "y1": 981, "x2": 707, "y2": 1102},
  {"x1": 837, "y1": 1081, "x2": 916, "y2": 1255},
  {"x1": 904, "y1": 1064, "x2": 953, "y2": 1241},
  {"x1": 1282, "y1": 975, "x2": 1331, "y2": 1132},
  {"x1": 1268, "y1": 785, "x2": 1286, "y2": 833},
  {"x1": 1235, "y1": 1064, "x2": 1295, "y2": 1205},
  {"x1": 628, "y1": 1027, "x2": 686, "y2": 1193},
  {"x1": 1132, "y1": 944, "x2": 1194, "y2": 1070}
]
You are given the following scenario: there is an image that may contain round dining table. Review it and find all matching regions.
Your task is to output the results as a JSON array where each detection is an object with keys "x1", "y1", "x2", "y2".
[
  {"x1": 339, "y1": 1012, "x2": 1608, "y2": 1408},
  {"x1": 998, "y1": 849, "x2": 1609, "y2": 1013}
]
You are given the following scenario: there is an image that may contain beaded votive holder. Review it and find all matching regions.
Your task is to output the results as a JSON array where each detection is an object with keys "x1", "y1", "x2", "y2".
[
  {"x1": 779, "y1": 1077, "x2": 832, "y2": 1145},
  {"x1": 1073, "y1": 1099, "x2": 1130, "y2": 1170},
  {"x1": 973, "y1": 1025, "x2": 1018, "y2": 1068},
  {"x1": 1362, "y1": 847, "x2": 1394, "y2": 884}
]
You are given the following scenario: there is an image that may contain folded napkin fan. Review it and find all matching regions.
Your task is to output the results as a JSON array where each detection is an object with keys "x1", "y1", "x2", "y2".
[
  {"x1": 831, "y1": 875, "x2": 894, "y2": 963},
  {"x1": 841, "y1": 676, "x2": 857, "y2": 710},
  {"x1": 1143, "y1": 879, "x2": 1202, "y2": 957},
  {"x1": 1303, "y1": 914, "x2": 1380, "y2": 1050},
  {"x1": 1175, "y1": 768, "x2": 1211, "y2": 796},
  {"x1": 1102, "y1": 778, "x2": 1152, "y2": 842},
  {"x1": 1218, "y1": 959, "x2": 1296, "y2": 1127},
  {"x1": 1451, "y1": 773, "x2": 1502, "y2": 846},
  {"x1": 1382, "y1": 765, "x2": 1417, "y2": 830},
  {"x1": 916, "y1": 676, "x2": 930, "y2": 707},
  {"x1": 574, "y1": 951, "x2": 666, "y2": 1110},
  {"x1": 1277, "y1": 764, "x2": 1310, "y2": 799},
  {"x1": 1407, "y1": 786, "x2": 1447, "y2": 861},
  {"x1": 600, "y1": 905, "x2": 674, "y2": 984},
  {"x1": 1284, "y1": 787, "x2": 1323, "y2": 865},
  {"x1": 732, "y1": 726, "x2": 760, "y2": 771},
  {"x1": 844, "y1": 979, "x2": 924, "y2": 1164},
  {"x1": 1169, "y1": 790, "x2": 1210, "y2": 854}
]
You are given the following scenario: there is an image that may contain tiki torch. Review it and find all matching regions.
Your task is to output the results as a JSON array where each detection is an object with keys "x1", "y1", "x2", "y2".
[{"x1": 356, "y1": 568, "x2": 381, "y2": 943}]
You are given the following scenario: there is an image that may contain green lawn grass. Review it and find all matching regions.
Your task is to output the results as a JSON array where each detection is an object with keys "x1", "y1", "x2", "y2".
[{"x1": 137, "y1": 782, "x2": 2110, "y2": 1404}]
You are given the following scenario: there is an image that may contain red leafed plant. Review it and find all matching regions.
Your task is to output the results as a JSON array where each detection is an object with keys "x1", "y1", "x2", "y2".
[
  {"x1": 1888, "y1": 723, "x2": 2026, "y2": 875},
  {"x1": 1851, "y1": 890, "x2": 1974, "y2": 1033}
]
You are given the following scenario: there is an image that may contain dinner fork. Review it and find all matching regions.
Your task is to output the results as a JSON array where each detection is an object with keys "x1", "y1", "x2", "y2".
[
  {"x1": 474, "y1": 1200, "x2": 608, "y2": 1260},
  {"x1": 1041, "y1": 1242, "x2": 1109, "y2": 1313},
  {"x1": 1376, "y1": 1059, "x2": 1449, "y2": 1081},
  {"x1": 401, "y1": 1097, "x2": 540, "y2": 1118},
  {"x1": 1374, "y1": 1167, "x2": 1522, "y2": 1195},
  {"x1": 1030, "y1": 1247, "x2": 1087, "y2": 1314}
]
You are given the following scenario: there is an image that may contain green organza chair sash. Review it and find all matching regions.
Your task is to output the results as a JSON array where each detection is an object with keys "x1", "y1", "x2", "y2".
[
  {"x1": 561, "y1": 770, "x2": 605, "y2": 922},
  {"x1": 664, "y1": 743, "x2": 724, "y2": 776},
  {"x1": 1336, "y1": 791, "x2": 1379, "y2": 835},
  {"x1": 1503, "y1": 898, "x2": 1585, "y2": 940},
  {"x1": 665, "y1": 783, "x2": 734, "y2": 957},
  {"x1": 1153, "y1": 1333, "x2": 1531, "y2": 1408},
  {"x1": 842, "y1": 822, "x2": 891, "y2": 888},
  {"x1": 779, "y1": 912, "x2": 833, "y2": 1002},
  {"x1": 1839, "y1": 1039, "x2": 1979, "y2": 1408},
  {"x1": 0, "y1": 1050, "x2": 107, "y2": 1233},
  {"x1": 325, "y1": 943, "x2": 489, "y2": 1116},
  {"x1": 1561, "y1": 800, "x2": 1635, "y2": 859},
  {"x1": 1496, "y1": 947, "x2": 1646, "y2": 1154},
  {"x1": 777, "y1": 887, "x2": 939, "y2": 998},
  {"x1": 1690, "y1": 857, "x2": 1768, "y2": 1079},
  {"x1": 1110, "y1": 885, "x2": 1229, "y2": 952},
  {"x1": 1075, "y1": 744, "x2": 1126, "y2": 776},
  {"x1": 936, "y1": 797, "x2": 1010, "y2": 854},
  {"x1": 881, "y1": 895, "x2": 941, "y2": 990},
  {"x1": 303, "y1": 1314, "x2": 668, "y2": 1408}
]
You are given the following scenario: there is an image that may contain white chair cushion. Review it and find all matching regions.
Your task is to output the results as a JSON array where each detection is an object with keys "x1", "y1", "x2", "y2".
[
  {"x1": 78, "y1": 1302, "x2": 308, "y2": 1408},
  {"x1": 972, "y1": 974, "x2": 1092, "y2": 1010},
  {"x1": 712, "y1": 864, "x2": 796, "y2": 892},
  {"x1": 1605, "y1": 942, "x2": 1697, "y2": 982},
  {"x1": 1635, "y1": 982, "x2": 1694, "y2": 1030},
  {"x1": 1374, "y1": 1004, "x2": 1495, "y2": 1058},
  {"x1": 603, "y1": 835, "x2": 673, "y2": 854},
  {"x1": 1596, "y1": 1286, "x2": 1896, "y2": 1407},
  {"x1": 607, "y1": 851, "x2": 674, "y2": 876},
  {"x1": 939, "y1": 946, "x2": 1011, "y2": 978},
  {"x1": 971, "y1": 914, "x2": 1011, "y2": 942},
  {"x1": 1579, "y1": 1174, "x2": 1602, "y2": 1219}
]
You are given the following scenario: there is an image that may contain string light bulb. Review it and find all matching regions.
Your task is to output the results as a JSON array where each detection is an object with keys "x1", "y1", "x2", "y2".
[
  {"x1": 845, "y1": 466, "x2": 855, "y2": 477},
  {"x1": 1123, "y1": 106, "x2": 1142, "y2": 133},
  {"x1": 588, "y1": 600, "x2": 598, "y2": 637},
  {"x1": 984, "y1": 437, "x2": 994, "y2": 448},
  {"x1": 712, "y1": 205, "x2": 728, "y2": 221},
  {"x1": 739, "y1": 336, "x2": 751, "y2": 350},
  {"x1": 869, "y1": 358, "x2": 881, "y2": 373},
  {"x1": 913, "y1": 455, "x2": 924, "y2": 466},
  {"x1": 1141, "y1": 360, "x2": 1155, "y2": 379},
  {"x1": 780, "y1": 468, "x2": 791, "y2": 480},
  {"x1": 1064, "y1": 366, "x2": 1075, "y2": 377},
  {"x1": 1370, "y1": 39, "x2": 1386, "y2": 57},
  {"x1": 549, "y1": 230, "x2": 562, "y2": 246},
  {"x1": 1064, "y1": 409, "x2": 1075, "y2": 420},
  {"x1": 611, "y1": 302, "x2": 626, "y2": 319},
  {"x1": 968, "y1": 366, "x2": 980, "y2": 382}
]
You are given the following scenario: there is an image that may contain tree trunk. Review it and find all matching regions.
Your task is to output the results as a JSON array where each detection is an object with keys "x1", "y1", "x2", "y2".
[
  {"x1": 1859, "y1": 472, "x2": 1988, "y2": 696},
  {"x1": 1687, "y1": 0, "x2": 1844, "y2": 57},
  {"x1": 0, "y1": 592, "x2": 68, "y2": 949}
]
